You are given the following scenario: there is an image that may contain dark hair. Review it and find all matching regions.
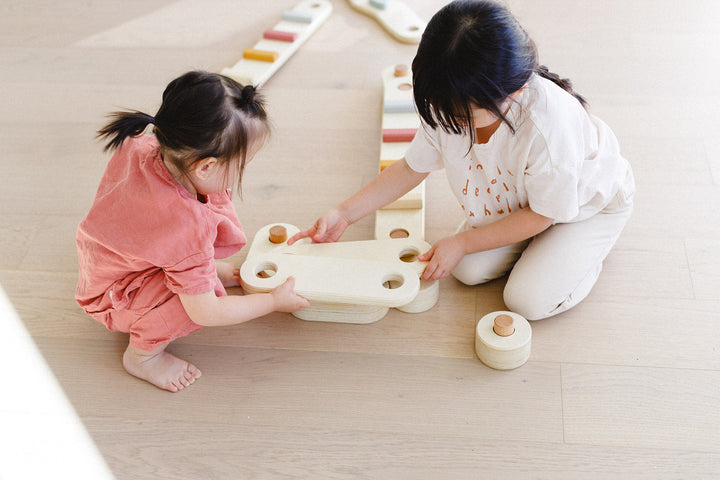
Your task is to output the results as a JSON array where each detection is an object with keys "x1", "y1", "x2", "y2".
[
  {"x1": 97, "y1": 70, "x2": 269, "y2": 191},
  {"x1": 412, "y1": 0, "x2": 587, "y2": 139}
]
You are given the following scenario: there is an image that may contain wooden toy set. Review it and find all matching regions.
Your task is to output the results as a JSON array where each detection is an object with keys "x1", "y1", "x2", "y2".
[
  {"x1": 221, "y1": 0, "x2": 332, "y2": 87},
  {"x1": 223, "y1": 4, "x2": 532, "y2": 368},
  {"x1": 239, "y1": 224, "x2": 438, "y2": 323}
]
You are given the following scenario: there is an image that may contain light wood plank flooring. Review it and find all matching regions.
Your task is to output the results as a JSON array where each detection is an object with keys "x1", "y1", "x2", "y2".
[{"x1": 1, "y1": 0, "x2": 719, "y2": 478}]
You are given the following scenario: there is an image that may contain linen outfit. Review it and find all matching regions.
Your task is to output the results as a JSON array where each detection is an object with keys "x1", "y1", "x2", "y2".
[
  {"x1": 405, "y1": 74, "x2": 635, "y2": 319},
  {"x1": 76, "y1": 135, "x2": 246, "y2": 350}
]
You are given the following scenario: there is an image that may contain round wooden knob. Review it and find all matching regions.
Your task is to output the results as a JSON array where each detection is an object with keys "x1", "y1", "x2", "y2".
[
  {"x1": 493, "y1": 314, "x2": 515, "y2": 337},
  {"x1": 268, "y1": 225, "x2": 287, "y2": 244},
  {"x1": 394, "y1": 64, "x2": 409, "y2": 77}
]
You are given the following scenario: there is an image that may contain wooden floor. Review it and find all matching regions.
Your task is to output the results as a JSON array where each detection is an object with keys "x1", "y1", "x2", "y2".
[{"x1": 2, "y1": 0, "x2": 719, "y2": 478}]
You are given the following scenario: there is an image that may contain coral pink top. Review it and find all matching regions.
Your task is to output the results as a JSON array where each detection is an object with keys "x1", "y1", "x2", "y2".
[{"x1": 76, "y1": 135, "x2": 246, "y2": 315}]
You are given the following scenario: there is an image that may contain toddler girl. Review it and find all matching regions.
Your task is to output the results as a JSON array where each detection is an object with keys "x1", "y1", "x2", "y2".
[
  {"x1": 76, "y1": 71, "x2": 309, "y2": 392},
  {"x1": 289, "y1": 0, "x2": 634, "y2": 321}
]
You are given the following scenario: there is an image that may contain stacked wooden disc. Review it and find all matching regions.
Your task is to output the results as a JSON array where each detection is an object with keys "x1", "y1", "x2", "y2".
[{"x1": 475, "y1": 311, "x2": 532, "y2": 370}]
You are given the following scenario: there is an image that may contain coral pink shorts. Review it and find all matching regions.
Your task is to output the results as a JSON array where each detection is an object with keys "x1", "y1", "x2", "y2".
[{"x1": 92, "y1": 272, "x2": 206, "y2": 351}]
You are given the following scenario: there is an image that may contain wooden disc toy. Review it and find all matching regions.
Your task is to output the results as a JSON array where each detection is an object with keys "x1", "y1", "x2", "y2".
[
  {"x1": 221, "y1": 0, "x2": 332, "y2": 87},
  {"x1": 475, "y1": 311, "x2": 532, "y2": 370},
  {"x1": 347, "y1": 0, "x2": 426, "y2": 44}
]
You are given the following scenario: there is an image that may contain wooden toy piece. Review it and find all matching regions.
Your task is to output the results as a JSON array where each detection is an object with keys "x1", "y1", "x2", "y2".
[
  {"x1": 283, "y1": 233, "x2": 439, "y2": 315},
  {"x1": 396, "y1": 279, "x2": 439, "y2": 314},
  {"x1": 240, "y1": 253, "x2": 420, "y2": 308},
  {"x1": 347, "y1": 0, "x2": 426, "y2": 44},
  {"x1": 382, "y1": 128, "x2": 417, "y2": 143},
  {"x1": 263, "y1": 29, "x2": 298, "y2": 42},
  {"x1": 240, "y1": 224, "x2": 438, "y2": 321},
  {"x1": 475, "y1": 311, "x2": 532, "y2": 370},
  {"x1": 221, "y1": 0, "x2": 332, "y2": 87},
  {"x1": 284, "y1": 236, "x2": 431, "y2": 277},
  {"x1": 245, "y1": 223, "x2": 309, "y2": 259},
  {"x1": 375, "y1": 207, "x2": 424, "y2": 240},
  {"x1": 243, "y1": 48, "x2": 280, "y2": 63},
  {"x1": 493, "y1": 314, "x2": 515, "y2": 336},
  {"x1": 241, "y1": 224, "x2": 438, "y2": 321},
  {"x1": 292, "y1": 301, "x2": 389, "y2": 324},
  {"x1": 380, "y1": 64, "x2": 419, "y2": 163},
  {"x1": 268, "y1": 225, "x2": 288, "y2": 244},
  {"x1": 376, "y1": 64, "x2": 425, "y2": 238}
]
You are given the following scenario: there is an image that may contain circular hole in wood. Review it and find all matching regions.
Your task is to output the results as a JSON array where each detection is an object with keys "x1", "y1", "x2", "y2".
[
  {"x1": 389, "y1": 228, "x2": 410, "y2": 239},
  {"x1": 382, "y1": 274, "x2": 405, "y2": 290},
  {"x1": 408, "y1": 25, "x2": 420, "y2": 32},
  {"x1": 255, "y1": 262, "x2": 278, "y2": 279},
  {"x1": 397, "y1": 83, "x2": 412, "y2": 91},
  {"x1": 398, "y1": 247, "x2": 419, "y2": 263}
]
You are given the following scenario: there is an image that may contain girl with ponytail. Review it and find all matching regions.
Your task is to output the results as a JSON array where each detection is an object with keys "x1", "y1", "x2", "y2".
[
  {"x1": 77, "y1": 71, "x2": 309, "y2": 392},
  {"x1": 290, "y1": 0, "x2": 634, "y2": 321}
]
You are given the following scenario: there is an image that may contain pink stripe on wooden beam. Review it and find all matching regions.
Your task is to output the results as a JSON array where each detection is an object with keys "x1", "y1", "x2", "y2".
[{"x1": 263, "y1": 29, "x2": 298, "y2": 42}]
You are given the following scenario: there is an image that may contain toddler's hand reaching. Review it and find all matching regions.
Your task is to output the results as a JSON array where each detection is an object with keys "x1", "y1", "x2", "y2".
[
  {"x1": 271, "y1": 276, "x2": 310, "y2": 312},
  {"x1": 216, "y1": 261, "x2": 241, "y2": 288}
]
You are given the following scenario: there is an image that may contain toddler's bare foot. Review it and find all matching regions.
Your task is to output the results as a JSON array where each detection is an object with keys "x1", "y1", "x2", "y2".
[
  {"x1": 216, "y1": 261, "x2": 240, "y2": 288},
  {"x1": 122, "y1": 343, "x2": 201, "y2": 393}
]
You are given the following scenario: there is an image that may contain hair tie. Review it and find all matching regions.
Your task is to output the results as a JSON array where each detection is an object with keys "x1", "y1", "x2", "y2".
[{"x1": 241, "y1": 85, "x2": 256, "y2": 104}]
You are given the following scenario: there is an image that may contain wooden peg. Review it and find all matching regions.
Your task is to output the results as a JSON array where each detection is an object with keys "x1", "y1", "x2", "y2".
[
  {"x1": 268, "y1": 225, "x2": 288, "y2": 244},
  {"x1": 394, "y1": 64, "x2": 409, "y2": 77},
  {"x1": 493, "y1": 314, "x2": 515, "y2": 336}
]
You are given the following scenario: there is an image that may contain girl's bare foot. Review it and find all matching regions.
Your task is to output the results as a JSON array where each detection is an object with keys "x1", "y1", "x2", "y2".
[
  {"x1": 122, "y1": 343, "x2": 201, "y2": 392},
  {"x1": 216, "y1": 261, "x2": 240, "y2": 288}
]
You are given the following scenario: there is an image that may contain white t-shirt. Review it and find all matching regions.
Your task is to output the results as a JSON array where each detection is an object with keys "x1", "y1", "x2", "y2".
[{"x1": 405, "y1": 74, "x2": 635, "y2": 226}]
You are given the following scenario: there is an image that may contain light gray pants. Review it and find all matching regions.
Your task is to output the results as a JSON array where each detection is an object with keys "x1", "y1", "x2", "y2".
[{"x1": 451, "y1": 204, "x2": 633, "y2": 320}]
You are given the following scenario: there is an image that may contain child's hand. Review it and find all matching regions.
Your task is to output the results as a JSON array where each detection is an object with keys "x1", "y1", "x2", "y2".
[
  {"x1": 271, "y1": 276, "x2": 310, "y2": 312},
  {"x1": 287, "y1": 209, "x2": 350, "y2": 245},
  {"x1": 418, "y1": 236, "x2": 467, "y2": 281},
  {"x1": 216, "y1": 261, "x2": 241, "y2": 288}
]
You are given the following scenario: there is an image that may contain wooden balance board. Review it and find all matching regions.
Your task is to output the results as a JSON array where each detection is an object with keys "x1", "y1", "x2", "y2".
[
  {"x1": 221, "y1": 0, "x2": 332, "y2": 87},
  {"x1": 240, "y1": 224, "x2": 438, "y2": 323},
  {"x1": 375, "y1": 64, "x2": 425, "y2": 241}
]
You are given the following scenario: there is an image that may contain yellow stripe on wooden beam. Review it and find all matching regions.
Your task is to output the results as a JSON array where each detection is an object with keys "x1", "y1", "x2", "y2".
[{"x1": 243, "y1": 48, "x2": 279, "y2": 62}]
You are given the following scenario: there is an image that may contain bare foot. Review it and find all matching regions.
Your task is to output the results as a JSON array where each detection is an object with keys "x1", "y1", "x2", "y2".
[
  {"x1": 122, "y1": 343, "x2": 201, "y2": 392},
  {"x1": 216, "y1": 261, "x2": 240, "y2": 288}
]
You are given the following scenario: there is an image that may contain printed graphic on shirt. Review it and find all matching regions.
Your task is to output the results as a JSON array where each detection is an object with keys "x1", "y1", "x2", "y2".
[{"x1": 458, "y1": 158, "x2": 525, "y2": 223}]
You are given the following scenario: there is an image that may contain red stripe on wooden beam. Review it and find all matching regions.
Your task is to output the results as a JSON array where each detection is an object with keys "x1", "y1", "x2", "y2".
[{"x1": 382, "y1": 128, "x2": 417, "y2": 142}]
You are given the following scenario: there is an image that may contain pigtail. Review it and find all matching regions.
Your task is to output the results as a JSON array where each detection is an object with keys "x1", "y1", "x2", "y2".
[
  {"x1": 535, "y1": 65, "x2": 588, "y2": 108},
  {"x1": 96, "y1": 111, "x2": 155, "y2": 153}
]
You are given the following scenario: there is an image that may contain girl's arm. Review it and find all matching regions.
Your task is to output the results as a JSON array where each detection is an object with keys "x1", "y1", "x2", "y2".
[
  {"x1": 288, "y1": 158, "x2": 429, "y2": 244},
  {"x1": 419, "y1": 207, "x2": 554, "y2": 280},
  {"x1": 178, "y1": 277, "x2": 310, "y2": 327}
]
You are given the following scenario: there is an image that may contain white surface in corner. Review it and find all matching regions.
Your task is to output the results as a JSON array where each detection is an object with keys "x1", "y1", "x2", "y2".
[{"x1": 0, "y1": 285, "x2": 115, "y2": 480}]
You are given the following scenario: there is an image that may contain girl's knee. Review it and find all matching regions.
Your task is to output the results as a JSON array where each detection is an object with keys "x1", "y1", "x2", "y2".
[
  {"x1": 503, "y1": 277, "x2": 559, "y2": 321},
  {"x1": 451, "y1": 263, "x2": 494, "y2": 286}
]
